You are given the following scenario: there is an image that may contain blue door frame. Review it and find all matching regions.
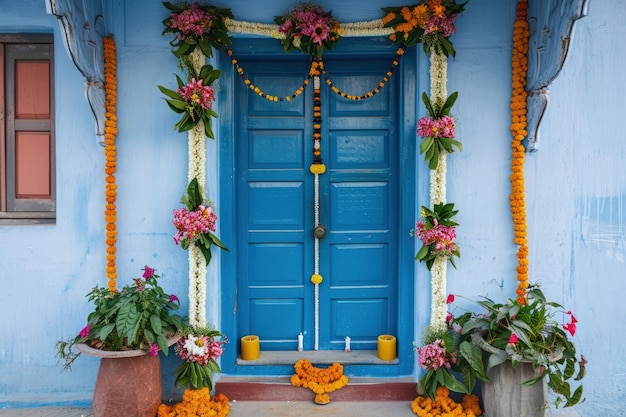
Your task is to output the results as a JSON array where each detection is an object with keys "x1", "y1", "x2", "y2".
[{"x1": 219, "y1": 37, "x2": 417, "y2": 377}]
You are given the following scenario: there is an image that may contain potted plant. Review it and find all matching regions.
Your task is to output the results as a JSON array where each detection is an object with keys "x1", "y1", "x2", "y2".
[
  {"x1": 57, "y1": 265, "x2": 185, "y2": 417},
  {"x1": 454, "y1": 284, "x2": 586, "y2": 416}
]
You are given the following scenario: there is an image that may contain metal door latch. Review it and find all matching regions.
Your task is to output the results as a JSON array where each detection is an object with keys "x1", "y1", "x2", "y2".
[{"x1": 314, "y1": 224, "x2": 326, "y2": 239}]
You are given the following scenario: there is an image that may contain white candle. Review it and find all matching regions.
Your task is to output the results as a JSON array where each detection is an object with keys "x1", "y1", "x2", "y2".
[
  {"x1": 345, "y1": 336, "x2": 351, "y2": 352},
  {"x1": 298, "y1": 332, "x2": 304, "y2": 352}
]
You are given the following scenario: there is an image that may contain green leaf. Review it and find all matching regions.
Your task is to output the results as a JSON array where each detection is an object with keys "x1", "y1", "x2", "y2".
[
  {"x1": 420, "y1": 135, "x2": 434, "y2": 155},
  {"x1": 157, "y1": 333, "x2": 168, "y2": 355},
  {"x1": 96, "y1": 322, "x2": 116, "y2": 342},
  {"x1": 459, "y1": 341, "x2": 489, "y2": 380},
  {"x1": 421, "y1": 92, "x2": 435, "y2": 117},
  {"x1": 207, "y1": 232, "x2": 229, "y2": 251},
  {"x1": 197, "y1": 241, "x2": 212, "y2": 266},
  {"x1": 198, "y1": 37, "x2": 213, "y2": 58},
  {"x1": 186, "y1": 178, "x2": 203, "y2": 209},
  {"x1": 158, "y1": 85, "x2": 181, "y2": 100},
  {"x1": 415, "y1": 244, "x2": 429, "y2": 261},
  {"x1": 116, "y1": 301, "x2": 138, "y2": 339},
  {"x1": 441, "y1": 92, "x2": 458, "y2": 115},
  {"x1": 487, "y1": 350, "x2": 509, "y2": 369},
  {"x1": 428, "y1": 145, "x2": 440, "y2": 170},
  {"x1": 150, "y1": 314, "x2": 163, "y2": 336},
  {"x1": 441, "y1": 368, "x2": 469, "y2": 394}
]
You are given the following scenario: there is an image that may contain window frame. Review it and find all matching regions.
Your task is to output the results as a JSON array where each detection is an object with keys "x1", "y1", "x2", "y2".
[{"x1": 0, "y1": 33, "x2": 55, "y2": 225}]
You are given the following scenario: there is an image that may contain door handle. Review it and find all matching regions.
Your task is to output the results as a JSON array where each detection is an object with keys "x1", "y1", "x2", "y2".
[{"x1": 314, "y1": 224, "x2": 327, "y2": 239}]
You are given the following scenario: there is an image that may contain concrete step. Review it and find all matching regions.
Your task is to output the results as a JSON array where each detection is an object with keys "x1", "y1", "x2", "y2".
[{"x1": 215, "y1": 376, "x2": 417, "y2": 401}]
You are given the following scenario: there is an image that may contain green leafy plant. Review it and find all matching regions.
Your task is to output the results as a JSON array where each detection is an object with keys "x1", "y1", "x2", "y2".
[
  {"x1": 274, "y1": 3, "x2": 341, "y2": 58},
  {"x1": 416, "y1": 319, "x2": 489, "y2": 399},
  {"x1": 56, "y1": 266, "x2": 185, "y2": 370},
  {"x1": 162, "y1": 1, "x2": 233, "y2": 58},
  {"x1": 381, "y1": 0, "x2": 467, "y2": 57},
  {"x1": 173, "y1": 326, "x2": 226, "y2": 390},
  {"x1": 158, "y1": 64, "x2": 221, "y2": 139},
  {"x1": 411, "y1": 202, "x2": 460, "y2": 270},
  {"x1": 458, "y1": 285, "x2": 586, "y2": 408},
  {"x1": 418, "y1": 92, "x2": 462, "y2": 169},
  {"x1": 173, "y1": 178, "x2": 228, "y2": 265}
]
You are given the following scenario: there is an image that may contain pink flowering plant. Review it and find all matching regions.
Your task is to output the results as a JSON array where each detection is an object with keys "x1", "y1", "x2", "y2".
[
  {"x1": 56, "y1": 266, "x2": 184, "y2": 370},
  {"x1": 416, "y1": 294, "x2": 489, "y2": 399},
  {"x1": 458, "y1": 284, "x2": 586, "y2": 408},
  {"x1": 173, "y1": 177, "x2": 228, "y2": 265},
  {"x1": 173, "y1": 326, "x2": 227, "y2": 390},
  {"x1": 382, "y1": 0, "x2": 466, "y2": 56},
  {"x1": 274, "y1": 3, "x2": 341, "y2": 58},
  {"x1": 162, "y1": 1, "x2": 232, "y2": 58},
  {"x1": 411, "y1": 202, "x2": 460, "y2": 270},
  {"x1": 418, "y1": 91, "x2": 462, "y2": 169},
  {"x1": 158, "y1": 63, "x2": 221, "y2": 139}
]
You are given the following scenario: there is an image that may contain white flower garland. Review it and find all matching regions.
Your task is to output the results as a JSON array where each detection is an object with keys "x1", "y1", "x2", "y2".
[
  {"x1": 313, "y1": 172, "x2": 320, "y2": 351},
  {"x1": 429, "y1": 51, "x2": 450, "y2": 332},
  {"x1": 225, "y1": 18, "x2": 394, "y2": 39},
  {"x1": 430, "y1": 256, "x2": 448, "y2": 332},
  {"x1": 188, "y1": 48, "x2": 208, "y2": 329}
]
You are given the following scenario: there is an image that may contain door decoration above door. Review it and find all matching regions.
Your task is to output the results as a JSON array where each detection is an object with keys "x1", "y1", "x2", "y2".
[{"x1": 157, "y1": 0, "x2": 466, "y2": 402}]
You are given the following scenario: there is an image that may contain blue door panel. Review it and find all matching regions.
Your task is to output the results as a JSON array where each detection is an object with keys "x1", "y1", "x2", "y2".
[
  {"x1": 329, "y1": 244, "x2": 389, "y2": 286},
  {"x1": 248, "y1": 130, "x2": 304, "y2": 168},
  {"x1": 329, "y1": 182, "x2": 389, "y2": 227},
  {"x1": 247, "y1": 243, "x2": 304, "y2": 286},
  {"x1": 330, "y1": 298, "x2": 389, "y2": 347},
  {"x1": 249, "y1": 298, "x2": 303, "y2": 349},
  {"x1": 247, "y1": 182, "x2": 303, "y2": 228},
  {"x1": 330, "y1": 130, "x2": 389, "y2": 168}
]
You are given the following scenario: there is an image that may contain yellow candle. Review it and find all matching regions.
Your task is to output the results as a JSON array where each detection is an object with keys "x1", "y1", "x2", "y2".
[
  {"x1": 377, "y1": 335, "x2": 397, "y2": 361},
  {"x1": 241, "y1": 335, "x2": 260, "y2": 360}
]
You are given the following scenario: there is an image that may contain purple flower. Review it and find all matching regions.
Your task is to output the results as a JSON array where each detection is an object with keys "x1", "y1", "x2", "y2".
[
  {"x1": 142, "y1": 266, "x2": 155, "y2": 280},
  {"x1": 79, "y1": 324, "x2": 91, "y2": 339},
  {"x1": 149, "y1": 343, "x2": 159, "y2": 357},
  {"x1": 169, "y1": 294, "x2": 179, "y2": 303}
]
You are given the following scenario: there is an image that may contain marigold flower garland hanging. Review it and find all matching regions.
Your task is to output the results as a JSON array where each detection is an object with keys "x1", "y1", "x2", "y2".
[
  {"x1": 290, "y1": 359, "x2": 349, "y2": 404},
  {"x1": 510, "y1": 0, "x2": 530, "y2": 305},
  {"x1": 103, "y1": 36, "x2": 118, "y2": 293}
]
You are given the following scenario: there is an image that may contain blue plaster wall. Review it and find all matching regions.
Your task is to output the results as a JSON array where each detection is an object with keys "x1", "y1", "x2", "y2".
[{"x1": 0, "y1": 0, "x2": 622, "y2": 415}]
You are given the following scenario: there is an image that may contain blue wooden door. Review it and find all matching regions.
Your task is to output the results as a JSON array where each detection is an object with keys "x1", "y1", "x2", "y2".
[{"x1": 236, "y1": 52, "x2": 399, "y2": 351}]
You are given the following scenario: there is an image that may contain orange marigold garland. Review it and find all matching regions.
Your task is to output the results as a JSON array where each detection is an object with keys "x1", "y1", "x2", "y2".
[
  {"x1": 290, "y1": 359, "x2": 348, "y2": 404},
  {"x1": 411, "y1": 386, "x2": 481, "y2": 417},
  {"x1": 157, "y1": 388, "x2": 230, "y2": 417},
  {"x1": 103, "y1": 36, "x2": 118, "y2": 293},
  {"x1": 510, "y1": 0, "x2": 530, "y2": 305}
]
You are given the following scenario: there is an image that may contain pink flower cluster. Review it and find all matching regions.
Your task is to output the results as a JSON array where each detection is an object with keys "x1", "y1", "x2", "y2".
[
  {"x1": 417, "y1": 339, "x2": 456, "y2": 371},
  {"x1": 415, "y1": 219, "x2": 456, "y2": 254},
  {"x1": 169, "y1": 2, "x2": 215, "y2": 40},
  {"x1": 173, "y1": 204, "x2": 217, "y2": 246},
  {"x1": 178, "y1": 78, "x2": 216, "y2": 111},
  {"x1": 279, "y1": 6, "x2": 334, "y2": 46},
  {"x1": 424, "y1": 14, "x2": 457, "y2": 37},
  {"x1": 417, "y1": 115, "x2": 455, "y2": 139},
  {"x1": 176, "y1": 334, "x2": 225, "y2": 365}
]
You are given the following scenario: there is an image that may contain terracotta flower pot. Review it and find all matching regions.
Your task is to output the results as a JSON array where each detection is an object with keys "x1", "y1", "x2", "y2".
[{"x1": 76, "y1": 337, "x2": 179, "y2": 417}]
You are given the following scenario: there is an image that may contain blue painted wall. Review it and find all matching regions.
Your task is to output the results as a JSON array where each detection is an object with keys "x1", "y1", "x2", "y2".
[{"x1": 0, "y1": 0, "x2": 621, "y2": 415}]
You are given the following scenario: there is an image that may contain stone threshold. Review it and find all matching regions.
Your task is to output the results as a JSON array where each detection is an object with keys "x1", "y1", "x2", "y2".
[
  {"x1": 236, "y1": 349, "x2": 399, "y2": 365},
  {"x1": 216, "y1": 375, "x2": 416, "y2": 401}
]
